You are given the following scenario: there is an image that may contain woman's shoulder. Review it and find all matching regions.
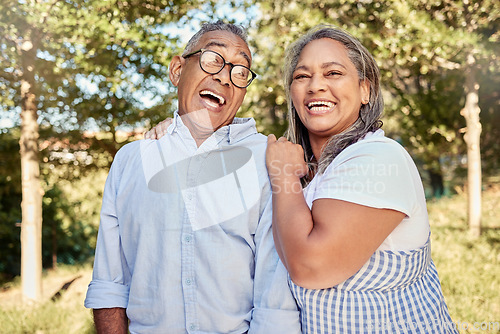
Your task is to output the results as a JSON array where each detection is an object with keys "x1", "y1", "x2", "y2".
[
  {"x1": 338, "y1": 130, "x2": 409, "y2": 162},
  {"x1": 354, "y1": 129, "x2": 404, "y2": 150}
]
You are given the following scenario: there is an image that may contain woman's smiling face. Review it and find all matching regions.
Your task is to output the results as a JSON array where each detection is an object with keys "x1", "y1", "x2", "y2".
[{"x1": 290, "y1": 38, "x2": 370, "y2": 142}]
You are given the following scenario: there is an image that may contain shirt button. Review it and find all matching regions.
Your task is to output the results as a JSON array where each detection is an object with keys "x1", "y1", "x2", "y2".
[
  {"x1": 187, "y1": 193, "x2": 193, "y2": 200},
  {"x1": 184, "y1": 236, "x2": 192, "y2": 243},
  {"x1": 189, "y1": 324, "x2": 196, "y2": 330},
  {"x1": 185, "y1": 279, "x2": 192, "y2": 285}
]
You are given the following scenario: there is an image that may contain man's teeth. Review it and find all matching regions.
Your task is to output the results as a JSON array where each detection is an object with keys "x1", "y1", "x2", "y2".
[
  {"x1": 200, "y1": 90, "x2": 225, "y2": 105},
  {"x1": 307, "y1": 101, "x2": 335, "y2": 110}
]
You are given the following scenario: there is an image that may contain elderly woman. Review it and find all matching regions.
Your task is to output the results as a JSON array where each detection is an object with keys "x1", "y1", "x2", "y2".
[{"x1": 266, "y1": 25, "x2": 457, "y2": 333}]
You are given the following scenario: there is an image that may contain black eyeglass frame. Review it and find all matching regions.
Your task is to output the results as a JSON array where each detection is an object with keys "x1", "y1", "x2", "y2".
[{"x1": 183, "y1": 49, "x2": 257, "y2": 88}]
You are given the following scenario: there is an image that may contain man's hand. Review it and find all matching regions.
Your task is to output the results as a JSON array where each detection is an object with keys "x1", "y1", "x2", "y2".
[{"x1": 144, "y1": 118, "x2": 173, "y2": 140}]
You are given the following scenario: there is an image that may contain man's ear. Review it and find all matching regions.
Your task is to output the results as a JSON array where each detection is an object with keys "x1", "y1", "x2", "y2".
[{"x1": 169, "y1": 55, "x2": 184, "y2": 87}]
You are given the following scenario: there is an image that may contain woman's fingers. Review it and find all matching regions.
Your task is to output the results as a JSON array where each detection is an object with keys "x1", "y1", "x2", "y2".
[
  {"x1": 266, "y1": 134, "x2": 308, "y2": 179},
  {"x1": 144, "y1": 118, "x2": 173, "y2": 140},
  {"x1": 267, "y1": 134, "x2": 290, "y2": 146},
  {"x1": 144, "y1": 127, "x2": 157, "y2": 139},
  {"x1": 157, "y1": 118, "x2": 172, "y2": 138}
]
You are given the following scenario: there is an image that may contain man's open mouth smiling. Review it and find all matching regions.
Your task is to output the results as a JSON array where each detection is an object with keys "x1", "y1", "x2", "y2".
[{"x1": 200, "y1": 90, "x2": 226, "y2": 109}]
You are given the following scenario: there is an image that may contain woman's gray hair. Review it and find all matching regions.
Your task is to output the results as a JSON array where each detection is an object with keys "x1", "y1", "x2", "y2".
[
  {"x1": 284, "y1": 25, "x2": 383, "y2": 176},
  {"x1": 182, "y1": 20, "x2": 248, "y2": 56}
]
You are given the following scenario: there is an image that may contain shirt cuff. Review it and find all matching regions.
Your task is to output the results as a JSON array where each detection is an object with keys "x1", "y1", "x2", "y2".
[
  {"x1": 84, "y1": 279, "x2": 130, "y2": 309},
  {"x1": 248, "y1": 307, "x2": 301, "y2": 334}
]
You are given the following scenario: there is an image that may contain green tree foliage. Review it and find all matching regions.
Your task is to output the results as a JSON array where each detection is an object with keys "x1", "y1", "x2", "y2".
[
  {"x1": 0, "y1": 130, "x2": 22, "y2": 281},
  {"x1": 0, "y1": 130, "x2": 99, "y2": 282},
  {"x1": 0, "y1": 0, "x2": 206, "y2": 155},
  {"x1": 381, "y1": 0, "x2": 499, "y2": 195},
  {"x1": 379, "y1": 0, "x2": 499, "y2": 234},
  {"x1": 0, "y1": 0, "x2": 204, "y2": 293},
  {"x1": 41, "y1": 185, "x2": 97, "y2": 268},
  {"x1": 246, "y1": 0, "x2": 499, "y2": 193}
]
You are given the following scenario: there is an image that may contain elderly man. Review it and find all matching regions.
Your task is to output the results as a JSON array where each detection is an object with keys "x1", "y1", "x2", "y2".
[{"x1": 84, "y1": 21, "x2": 301, "y2": 334}]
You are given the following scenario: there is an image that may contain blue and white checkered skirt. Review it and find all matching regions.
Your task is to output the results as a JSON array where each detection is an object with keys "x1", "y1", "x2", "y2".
[{"x1": 289, "y1": 236, "x2": 458, "y2": 333}]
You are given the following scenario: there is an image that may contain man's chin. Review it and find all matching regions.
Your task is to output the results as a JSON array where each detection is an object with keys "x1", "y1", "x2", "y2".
[{"x1": 180, "y1": 108, "x2": 222, "y2": 135}]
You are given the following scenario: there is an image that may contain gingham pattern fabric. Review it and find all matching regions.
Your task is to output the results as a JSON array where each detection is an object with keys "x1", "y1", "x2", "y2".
[{"x1": 290, "y1": 236, "x2": 458, "y2": 333}]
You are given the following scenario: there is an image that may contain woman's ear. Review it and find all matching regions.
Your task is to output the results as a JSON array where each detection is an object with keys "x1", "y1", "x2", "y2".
[
  {"x1": 169, "y1": 55, "x2": 184, "y2": 87},
  {"x1": 360, "y1": 79, "x2": 370, "y2": 104}
]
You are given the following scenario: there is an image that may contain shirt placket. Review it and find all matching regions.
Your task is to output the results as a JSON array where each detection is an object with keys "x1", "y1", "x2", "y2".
[
  {"x1": 182, "y1": 152, "x2": 201, "y2": 333},
  {"x1": 181, "y1": 131, "x2": 227, "y2": 333}
]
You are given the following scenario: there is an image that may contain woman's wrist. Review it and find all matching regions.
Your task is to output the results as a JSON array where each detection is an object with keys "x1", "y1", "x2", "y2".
[{"x1": 270, "y1": 173, "x2": 303, "y2": 195}]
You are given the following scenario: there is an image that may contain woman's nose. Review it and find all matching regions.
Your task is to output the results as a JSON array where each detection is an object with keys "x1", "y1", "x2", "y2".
[{"x1": 308, "y1": 75, "x2": 327, "y2": 93}]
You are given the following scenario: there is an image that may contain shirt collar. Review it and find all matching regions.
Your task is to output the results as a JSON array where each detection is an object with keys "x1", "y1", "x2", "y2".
[
  {"x1": 169, "y1": 111, "x2": 257, "y2": 145},
  {"x1": 227, "y1": 117, "x2": 257, "y2": 144},
  {"x1": 168, "y1": 111, "x2": 181, "y2": 135}
]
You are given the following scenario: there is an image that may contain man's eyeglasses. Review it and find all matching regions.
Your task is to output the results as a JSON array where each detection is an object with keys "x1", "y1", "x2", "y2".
[{"x1": 183, "y1": 49, "x2": 257, "y2": 88}]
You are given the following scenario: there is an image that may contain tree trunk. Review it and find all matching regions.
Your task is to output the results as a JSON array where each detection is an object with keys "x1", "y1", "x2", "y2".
[
  {"x1": 460, "y1": 53, "x2": 482, "y2": 237},
  {"x1": 19, "y1": 37, "x2": 43, "y2": 303}
]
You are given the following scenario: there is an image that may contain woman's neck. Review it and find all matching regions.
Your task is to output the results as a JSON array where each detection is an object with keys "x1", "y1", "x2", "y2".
[{"x1": 309, "y1": 134, "x2": 328, "y2": 164}]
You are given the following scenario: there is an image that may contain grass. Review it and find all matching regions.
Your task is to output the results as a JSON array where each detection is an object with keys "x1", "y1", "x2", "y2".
[
  {"x1": 0, "y1": 263, "x2": 96, "y2": 334},
  {"x1": 0, "y1": 186, "x2": 498, "y2": 333},
  {"x1": 427, "y1": 184, "x2": 500, "y2": 333}
]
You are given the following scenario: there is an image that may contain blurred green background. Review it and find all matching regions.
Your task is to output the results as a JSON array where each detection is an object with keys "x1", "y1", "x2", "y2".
[{"x1": 0, "y1": 0, "x2": 498, "y2": 333}]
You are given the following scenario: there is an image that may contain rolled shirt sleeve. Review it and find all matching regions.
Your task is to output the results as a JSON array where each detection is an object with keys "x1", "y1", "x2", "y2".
[{"x1": 85, "y1": 149, "x2": 131, "y2": 309}]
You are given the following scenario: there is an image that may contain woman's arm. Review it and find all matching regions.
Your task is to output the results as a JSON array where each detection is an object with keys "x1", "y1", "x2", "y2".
[
  {"x1": 265, "y1": 134, "x2": 309, "y2": 270},
  {"x1": 266, "y1": 135, "x2": 405, "y2": 289},
  {"x1": 297, "y1": 199, "x2": 404, "y2": 288}
]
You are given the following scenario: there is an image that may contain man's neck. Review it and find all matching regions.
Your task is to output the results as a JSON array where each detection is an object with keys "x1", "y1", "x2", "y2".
[
  {"x1": 192, "y1": 132, "x2": 212, "y2": 147},
  {"x1": 177, "y1": 111, "x2": 218, "y2": 147},
  {"x1": 184, "y1": 123, "x2": 214, "y2": 147}
]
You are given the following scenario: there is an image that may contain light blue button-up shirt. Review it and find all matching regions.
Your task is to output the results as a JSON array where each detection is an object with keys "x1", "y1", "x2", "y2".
[{"x1": 85, "y1": 112, "x2": 301, "y2": 334}]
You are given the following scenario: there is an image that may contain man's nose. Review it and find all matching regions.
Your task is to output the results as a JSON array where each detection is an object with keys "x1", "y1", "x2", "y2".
[{"x1": 212, "y1": 64, "x2": 231, "y2": 87}]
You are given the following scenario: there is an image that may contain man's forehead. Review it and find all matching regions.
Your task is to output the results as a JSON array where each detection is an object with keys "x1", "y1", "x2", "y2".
[{"x1": 197, "y1": 31, "x2": 252, "y2": 65}]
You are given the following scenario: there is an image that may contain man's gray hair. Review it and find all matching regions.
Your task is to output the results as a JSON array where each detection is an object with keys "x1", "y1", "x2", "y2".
[
  {"x1": 283, "y1": 25, "x2": 384, "y2": 177},
  {"x1": 182, "y1": 21, "x2": 249, "y2": 56}
]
